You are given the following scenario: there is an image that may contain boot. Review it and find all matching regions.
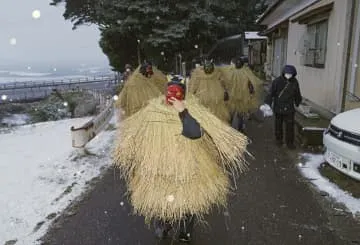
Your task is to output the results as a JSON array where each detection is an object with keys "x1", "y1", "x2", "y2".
[
  {"x1": 178, "y1": 215, "x2": 194, "y2": 243},
  {"x1": 178, "y1": 232, "x2": 191, "y2": 243},
  {"x1": 154, "y1": 220, "x2": 172, "y2": 239}
]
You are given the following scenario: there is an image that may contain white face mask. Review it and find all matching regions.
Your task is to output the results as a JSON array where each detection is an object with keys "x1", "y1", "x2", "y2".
[
  {"x1": 126, "y1": 68, "x2": 131, "y2": 72},
  {"x1": 284, "y1": 73, "x2": 292, "y2": 80}
]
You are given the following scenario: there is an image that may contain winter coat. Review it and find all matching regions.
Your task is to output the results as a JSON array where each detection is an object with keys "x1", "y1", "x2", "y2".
[{"x1": 265, "y1": 76, "x2": 302, "y2": 115}]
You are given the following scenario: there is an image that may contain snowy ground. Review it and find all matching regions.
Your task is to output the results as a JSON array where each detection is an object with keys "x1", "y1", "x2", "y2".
[
  {"x1": 0, "y1": 116, "x2": 116, "y2": 244},
  {"x1": 298, "y1": 153, "x2": 360, "y2": 216},
  {"x1": 1, "y1": 114, "x2": 30, "y2": 126}
]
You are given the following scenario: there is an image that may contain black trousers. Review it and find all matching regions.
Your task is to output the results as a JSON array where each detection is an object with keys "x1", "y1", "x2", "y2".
[{"x1": 274, "y1": 113, "x2": 295, "y2": 145}]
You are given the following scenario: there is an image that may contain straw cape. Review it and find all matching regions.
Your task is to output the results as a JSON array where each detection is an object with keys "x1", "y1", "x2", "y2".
[
  {"x1": 220, "y1": 65, "x2": 264, "y2": 114},
  {"x1": 188, "y1": 67, "x2": 230, "y2": 122},
  {"x1": 188, "y1": 66, "x2": 203, "y2": 81},
  {"x1": 242, "y1": 65, "x2": 264, "y2": 112},
  {"x1": 217, "y1": 65, "x2": 232, "y2": 79},
  {"x1": 151, "y1": 66, "x2": 168, "y2": 92},
  {"x1": 113, "y1": 95, "x2": 249, "y2": 224},
  {"x1": 116, "y1": 67, "x2": 162, "y2": 117}
]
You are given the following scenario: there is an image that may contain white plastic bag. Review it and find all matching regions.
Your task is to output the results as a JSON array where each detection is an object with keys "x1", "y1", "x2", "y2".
[{"x1": 259, "y1": 104, "x2": 273, "y2": 117}]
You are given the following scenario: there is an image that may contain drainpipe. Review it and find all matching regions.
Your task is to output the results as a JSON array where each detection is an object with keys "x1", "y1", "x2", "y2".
[{"x1": 340, "y1": 0, "x2": 356, "y2": 112}]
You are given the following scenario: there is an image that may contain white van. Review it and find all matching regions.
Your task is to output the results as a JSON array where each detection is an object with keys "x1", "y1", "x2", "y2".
[{"x1": 323, "y1": 108, "x2": 360, "y2": 181}]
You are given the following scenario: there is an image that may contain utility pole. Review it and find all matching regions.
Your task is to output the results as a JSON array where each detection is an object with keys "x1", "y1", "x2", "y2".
[
  {"x1": 178, "y1": 53, "x2": 182, "y2": 75},
  {"x1": 137, "y1": 39, "x2": 141, "y2": 66},
  {"x1": 175, "y1": 55, "x2": 178, "y2": 74}
]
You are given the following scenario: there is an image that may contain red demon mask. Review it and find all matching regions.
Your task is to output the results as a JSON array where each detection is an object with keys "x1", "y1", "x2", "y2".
[{"x1": 166, "y1": 84, "x2": 185, "y2": 105}]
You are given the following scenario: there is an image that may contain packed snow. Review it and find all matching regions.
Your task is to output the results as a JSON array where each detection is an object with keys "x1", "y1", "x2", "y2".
[
  {"x1": 0, "y1": 116, "x2": 116, "y2": 244},
  {"x1": 298, "y1": 153, "x2": 360, "y2": 216}
]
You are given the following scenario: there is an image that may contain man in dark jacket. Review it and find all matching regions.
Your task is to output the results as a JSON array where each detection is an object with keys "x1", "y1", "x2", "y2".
[{"x1": 265, "y1": 65, "x2": 302, "y2": 149}]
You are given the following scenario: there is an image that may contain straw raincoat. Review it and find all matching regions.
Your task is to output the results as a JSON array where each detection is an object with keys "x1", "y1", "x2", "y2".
[
  {"x1": 116, "y1": 67, "x2": 163, "y2": 118},
  {"x1": 220, "y1": 64, "x2": 264, "y2": 114},
  {"x1": 114, "y1": 95, "x2": 249, "y2": 224},
  {"x1": 188, "y1": 67, "x2": 230, "y2": 122}
]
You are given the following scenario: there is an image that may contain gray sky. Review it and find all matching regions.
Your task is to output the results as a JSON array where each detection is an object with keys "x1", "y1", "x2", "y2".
[{"x1": 0, "y1": 0, "x2": 109, "y2": 69}]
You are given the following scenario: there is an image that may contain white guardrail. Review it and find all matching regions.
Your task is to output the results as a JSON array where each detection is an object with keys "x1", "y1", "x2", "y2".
[{"x1": 70, "y1": 93, "x2": 114, "y2": 148}]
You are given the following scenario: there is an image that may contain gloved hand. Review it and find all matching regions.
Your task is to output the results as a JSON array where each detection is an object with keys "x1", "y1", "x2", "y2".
[
  {"x1": 224, "y1": 91, "x2": 229, "y2": 101},
  {"x1": 259, "y1": 104, "x2": 273, "y2": 117}
]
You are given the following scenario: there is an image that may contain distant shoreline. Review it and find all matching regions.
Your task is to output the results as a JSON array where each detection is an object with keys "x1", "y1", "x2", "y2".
[{"x1": 0, "y1": 73, "x2": 115, "y2": 84}]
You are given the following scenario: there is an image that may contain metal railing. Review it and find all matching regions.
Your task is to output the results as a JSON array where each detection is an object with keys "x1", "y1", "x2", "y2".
[
  {"x1": 0, "y1": 75, "x2": 117, "y2": 91},
  {"x1": 0, "y1": 75, "x2": 119, "y2": 103}
]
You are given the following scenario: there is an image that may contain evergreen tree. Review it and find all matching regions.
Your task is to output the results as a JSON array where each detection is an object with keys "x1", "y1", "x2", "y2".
[{"x1": 51, "y1": 0, "x2": 268, "y2": 71}]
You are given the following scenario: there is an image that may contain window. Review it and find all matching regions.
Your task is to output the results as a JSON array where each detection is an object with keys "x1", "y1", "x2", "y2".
[{"x1": 304, "y1": 20, "x2": 328, "y2": 68}]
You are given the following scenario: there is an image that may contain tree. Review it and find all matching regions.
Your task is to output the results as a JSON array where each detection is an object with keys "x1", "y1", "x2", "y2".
[
  {"x1": 99, "y1": 28, "x2": 139, "y2": 71},
  {"x1": 51, "y1": 0, "x2": 268, "y2": 72}
]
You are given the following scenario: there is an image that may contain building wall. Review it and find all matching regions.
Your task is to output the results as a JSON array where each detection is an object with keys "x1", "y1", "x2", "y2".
[
  {"x1": 344, "y1": 0, "x2": 360, "y2": 110},
  {"x1": 347, "y1": 0, "x2": 360, "y2": 97},
  {"x1": 272, "y1": 35, "x2": 288, "y2": 77},
  {"x1": 264, "y1": 27, "x2": 288, "y2": 79},
  {"x1": 286, "y1": 0, "x2": 349, "y2": 114},
  {"x1": 264, "y1": 41, "x2": 273, "y2": 80}
]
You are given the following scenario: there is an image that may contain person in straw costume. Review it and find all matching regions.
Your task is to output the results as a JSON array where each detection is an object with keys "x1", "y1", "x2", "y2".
[
  {"x1": 188, "y1": 59, "x2": 230, "y2": 122},
  {"x1": 122, "y1": 64, "x2": 133, "y2": 83},
  {"x1": 151, "y1": 65, "x2": 169, "y2": 91},
  {"x1": 240, "y1": 59, "x2": 264, "y2": 114},
  {"x1": 116, "y1": 61, "x2": 163, "y2": 118},
  {"x1": 113, "y1": 75, "x2": 249, "y2": 243},
  {"x1": 220, "y1": 57, "x2": 264, "y2": 132},
  {"x1": 139, "y1": 60, "x2": 168, "y2": 92}
]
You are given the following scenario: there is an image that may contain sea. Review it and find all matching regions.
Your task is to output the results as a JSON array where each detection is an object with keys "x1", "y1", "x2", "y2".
[{"x1": 0, "y1": 66, "x2": 114, "y2": 84}]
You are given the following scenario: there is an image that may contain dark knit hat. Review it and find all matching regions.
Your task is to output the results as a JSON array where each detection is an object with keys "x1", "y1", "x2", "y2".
[{"x1": 282, "y1": 65, "x2": 297, "y2": 77}]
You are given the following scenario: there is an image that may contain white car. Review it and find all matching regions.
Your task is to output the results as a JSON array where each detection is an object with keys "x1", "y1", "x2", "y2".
[{"x1": 323, "y1": 108, "x2": 360, "y2": 181}]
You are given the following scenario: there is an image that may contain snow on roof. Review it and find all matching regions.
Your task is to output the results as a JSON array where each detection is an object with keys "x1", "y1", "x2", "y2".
[{"x1": 244, "y1": 32, "x2": 267, "y2": 40}]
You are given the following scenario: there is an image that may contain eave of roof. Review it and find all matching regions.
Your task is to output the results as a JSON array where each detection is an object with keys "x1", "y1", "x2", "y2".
[{"x1": 256, "y1": 0, "x2": 286, "y2": 24}]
